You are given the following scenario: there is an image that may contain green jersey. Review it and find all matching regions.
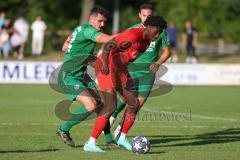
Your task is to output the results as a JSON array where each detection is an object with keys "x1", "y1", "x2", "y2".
[
  {"x1": 62, "y1": 23, "x2": 101, "y2": 77},
  {"x1": 66, "y1": 23, "x2": 101, "y2": 58},
  {"x1": 128, "y1": 23, "x2": 170, "y2": 63}
]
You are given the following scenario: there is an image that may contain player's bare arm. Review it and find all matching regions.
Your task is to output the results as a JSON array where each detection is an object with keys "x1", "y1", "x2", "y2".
[
  {"x1": 62, "y1": 33, "x2": 115, "y2": 54},
  {"x1": 96, "y1": 33, "x2": 115, "y2": 43},
  {"x1": 101, "y1": 39, "x2": 117, "y2": 74},
  {"x1": 150, "y1": 46, "x2": 170, "y2": 73}
]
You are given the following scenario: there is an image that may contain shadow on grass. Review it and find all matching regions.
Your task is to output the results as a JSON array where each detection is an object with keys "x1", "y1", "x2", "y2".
[
  {"x1": 75, "y1": 144, "x2": 121, "y2": 151},
  {"x1": 147, "y1": 151, "x2": 166, "y2": 154},
  {"x1": 75, "y1": 145, "x2": 84, "y2": 148},
  {"x1": 132, "y1": 128, "x2": 240, "y2": 148},
  {"x1": 0, "y1": 148, "x2": 60, "y2": 154}
]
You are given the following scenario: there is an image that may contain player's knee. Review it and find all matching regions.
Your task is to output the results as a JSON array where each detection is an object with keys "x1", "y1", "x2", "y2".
[
  {"x1": 138, "y1": 98, "x2": 145, "y2": 106},
  {"x1": 126, "y1": 99, "x2": 138, "y2": 108},
  {"x1": 85, "y1": 98, "x2": 98, "y2": 111},
  {"x1": 92, "y1": 99, "x2": 98, "y2": 108}
]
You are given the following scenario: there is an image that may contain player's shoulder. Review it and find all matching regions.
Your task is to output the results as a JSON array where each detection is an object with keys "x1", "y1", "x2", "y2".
[
  {"x1": 125, "y1": 27, "x2": 144, "y2": 40},
  {"x1": 115, "y1": 27, "x2": 143, "y2": 43},
  {"x1": 128, "y1": 23, "x2": 141, "y2": 29},
  {"x1": 81, "y1": 23, "x2": 98, "y2": 32}
]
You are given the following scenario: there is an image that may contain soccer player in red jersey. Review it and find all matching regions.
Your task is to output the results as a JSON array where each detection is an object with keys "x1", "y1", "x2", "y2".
[{"x1": 83, "y1": 16, "x2": 167, "y2": 152}]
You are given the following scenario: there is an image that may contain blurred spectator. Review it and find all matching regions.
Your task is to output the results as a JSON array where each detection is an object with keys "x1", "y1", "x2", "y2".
[
  {"x1": 3, "y1": 19, "x2": 11, "y2": 30},
  {"x1": 182, "y1": 20, "x2": 198, "y2": 63},
  {"x1": 13, "y1": 16, "x2": 29, "y2": 56},
  {"x1": 0, "y1": 11, "x2": 6, "y2": 31},
  {"x1": 10, "y1": 29, "x2": 25, "y2": 59},
  {"x1": 167, "y1": 21, "x2": 178, "y2": 63},
  {"x1": 31, "y1": 16, "x2": 47, "y2": 55},
  {"x1": 0, "y1": 20, "x2": 11, "y2": 58}
]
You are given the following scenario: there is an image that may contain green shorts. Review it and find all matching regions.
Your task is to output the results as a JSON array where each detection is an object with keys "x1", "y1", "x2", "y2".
[
  {"x1": 129, "y1": 71, "x2": 155, "y2": 98},
  {"x1": 65, "y1": 75, "x2": 96, "y2": 101},
  {"x1": 58, "y1": 71, "x2": 96, "y2": 101}
]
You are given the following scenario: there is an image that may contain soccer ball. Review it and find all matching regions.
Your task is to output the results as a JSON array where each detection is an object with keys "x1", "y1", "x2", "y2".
[{"x1": 132, "y1": 136, "x2": 150, "y2": 154}]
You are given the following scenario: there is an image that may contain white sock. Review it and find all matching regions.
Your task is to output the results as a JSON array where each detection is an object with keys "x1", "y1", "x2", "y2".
[
  {"x1": 119, "y1": 132, "x2": 126, "y2": 139},
  {"x1": 88, "y1": 137, "x2": 96, "y2": 144},
  {"x1": 114, "y1": 125, "x2": 121, "y2": 138},
  {"x1": 109, "y1": 116, "x2": 116, "y2": 126},
  {"x1": 116, "y1": 125, "x2": 121, "y2": 132}
]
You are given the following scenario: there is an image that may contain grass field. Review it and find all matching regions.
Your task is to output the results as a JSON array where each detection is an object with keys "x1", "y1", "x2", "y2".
[{"x1": 0, "y1": 85, "x2": 239, "y2": 160}]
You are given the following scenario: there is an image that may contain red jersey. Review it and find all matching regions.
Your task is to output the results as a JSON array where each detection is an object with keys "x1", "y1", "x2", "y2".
[
  {"x1": 95, "y1": 27, "x2": 150, "y2": 90},
  {"x1": 108, "y1": 27, "x2": 150, "y2": 68}
]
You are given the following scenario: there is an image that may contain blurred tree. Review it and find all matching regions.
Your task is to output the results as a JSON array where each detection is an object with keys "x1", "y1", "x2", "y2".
[
  {"x1": 80, "y1": 0, "x2": 94, "y2": 24},
  {"x1": 1, "y1": 0, "x2": 239, "y2": 53}
]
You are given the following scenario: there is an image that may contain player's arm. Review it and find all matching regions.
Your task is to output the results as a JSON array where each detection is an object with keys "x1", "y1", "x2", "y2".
[
  {"x1": 101, "y1": 38, "x2": 117, "y2": 74},
  {"x1": 101, "y1": 30, "x2": 135, "y2": 74},
  {"x1": 150, "y1": 46, "x2": 170, "y2": 73},
  {"x1": 150, "y1": 30, "x2": 171, "y2": 73},
  {"x1": 95, "y1": 33, "x2": 116, "y2": 43}
]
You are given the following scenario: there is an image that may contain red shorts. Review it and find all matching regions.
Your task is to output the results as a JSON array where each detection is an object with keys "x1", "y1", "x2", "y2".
[{"x1": 95, "y1": 53, "x2": 133, "y2": 91}]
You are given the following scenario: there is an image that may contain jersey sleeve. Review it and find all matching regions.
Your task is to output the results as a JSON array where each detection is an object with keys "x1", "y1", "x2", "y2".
[
  {"x1": 83, "y1": 26, "x2": 101, "y2": 42},
  {"x1": 160, "y1": 30, "x2": 170, "y2": 48}
]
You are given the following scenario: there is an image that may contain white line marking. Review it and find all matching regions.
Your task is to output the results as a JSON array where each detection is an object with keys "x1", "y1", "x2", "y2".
[{"x1": 141, "y1": 107, "x2": 238, "y2": 122}]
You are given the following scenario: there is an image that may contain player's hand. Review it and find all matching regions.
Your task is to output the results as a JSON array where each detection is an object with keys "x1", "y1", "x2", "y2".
[
  {"x1": 102, "y1": 64, "x2": 109, "y2": 74},
  {"x1": 150, "y1": 63, "x2": 160, "y2": 73}
]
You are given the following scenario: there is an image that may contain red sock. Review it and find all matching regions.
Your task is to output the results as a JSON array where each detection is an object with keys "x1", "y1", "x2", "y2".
[
  {"x1": 91, "y1": 115, "x2": 108, "y2": 139},
  {"x1": 121, "y1": 113, "x2": 136, "y2": 134}
]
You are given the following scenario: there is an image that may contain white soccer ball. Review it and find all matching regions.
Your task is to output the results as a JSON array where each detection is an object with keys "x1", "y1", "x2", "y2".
[{"x1": 132, "y1": 136, "x2": 150, "y2": 154}]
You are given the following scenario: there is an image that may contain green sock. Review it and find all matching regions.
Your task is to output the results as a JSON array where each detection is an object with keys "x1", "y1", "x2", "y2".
[
  {"x1": 104, "y1": 121, "x2": 113, "y2": 143},
  {"x1": 59, "y1": 106, "x2": 90, "y2": 132},
  {"x1": 105, "y1": 133, "x2": 113, "y2": 143},
  {"x1": 112, "y1": 99, "x2": 126, "y2": 118}
]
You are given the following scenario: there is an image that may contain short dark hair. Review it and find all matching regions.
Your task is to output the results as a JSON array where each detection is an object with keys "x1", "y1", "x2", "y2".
[
  {"x1": 140, "y1": 3, "x2": 153, "y2": 11},
  {"x1": 144, "y1": 15, "x2": 167, "y2": 29},
  {"x1": 90, "y1": 6, "x2": 109, "y2": 17}
]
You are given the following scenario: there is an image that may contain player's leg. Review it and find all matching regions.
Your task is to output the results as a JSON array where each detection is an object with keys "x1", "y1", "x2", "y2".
[
  {"x1": 84, "y1": 89, "x2": 117, "y2": 152},
  {"x1": 113, "y1": 95, "x2": 147, "y2": 136},
  {"x1": 59, "y1": 88, "x2": 101, "y2": 130},
  {"x1": 115, "y1": 72, "x2": 155, "y2": 137},
  {"x1": 57, "y1": 88, "x2": 102, "y2": 147},
  {"x1": 109, "y1": 95, "x2": 126, "y2": 125},
  {"x1": 108, "y1": 71, "x2": 140, "y2": 127},
  {"x1": 103, "y1": 96, "x2": 126, "y2": 145},
  {"x1": 57, "y1": 73, "x2": 103, "y2": 147},
  {"x1": 114, "y1": 78, "x2": 139, "y2": 151},
  {"x1": 102, "y1": 120, "x2": 117, "y2": 146}
]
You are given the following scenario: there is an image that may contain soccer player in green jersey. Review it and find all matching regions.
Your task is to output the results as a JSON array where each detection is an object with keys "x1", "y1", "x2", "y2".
[
  {"x1": 56, "y1": 6, "x2": 115, "y2": 147},
  {"x1": 108, "y1": 3, "x2": 171, "y2": 139}
]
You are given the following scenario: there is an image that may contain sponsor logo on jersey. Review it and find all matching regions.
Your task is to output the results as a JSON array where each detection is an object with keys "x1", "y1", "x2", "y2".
[
  {"x1": 67, "y1": 26, "x2": 82, "y2": 53},
  {"x1": 146, "y1": 41, "x2": 155, "y2": 52}
]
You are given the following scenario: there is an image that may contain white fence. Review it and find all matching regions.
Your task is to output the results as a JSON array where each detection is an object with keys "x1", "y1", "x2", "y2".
[
  {"x1": 160, "y1": 64, "x2": 240, "y2": 85},
  {"x1": 0, "y1": 61, "x2": 240, "y2": 85}
]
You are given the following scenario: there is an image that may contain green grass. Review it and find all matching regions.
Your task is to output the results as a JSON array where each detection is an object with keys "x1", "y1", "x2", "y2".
[{"x1": 0, "y1": 85, "x2": 239, "y2": 160}]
